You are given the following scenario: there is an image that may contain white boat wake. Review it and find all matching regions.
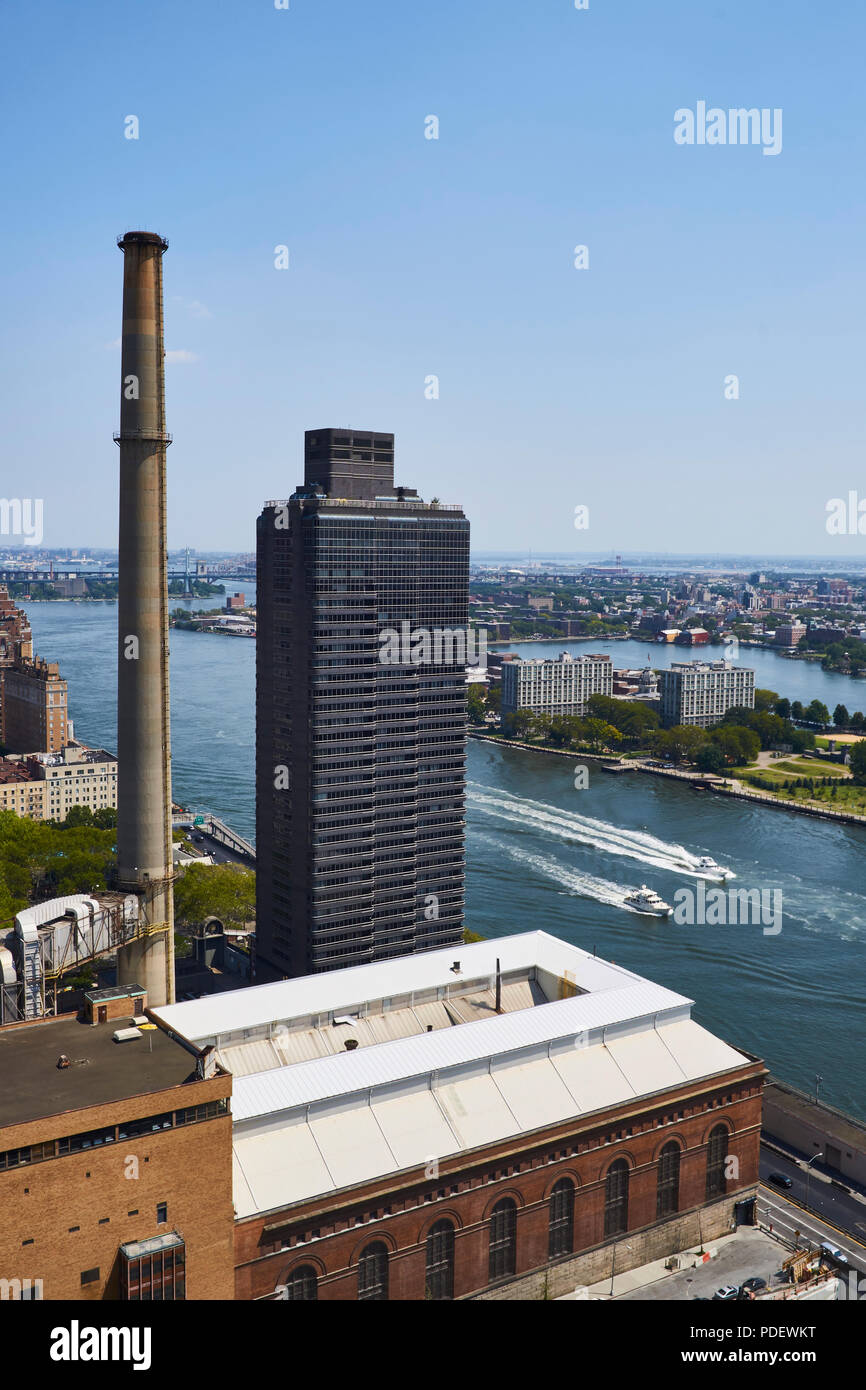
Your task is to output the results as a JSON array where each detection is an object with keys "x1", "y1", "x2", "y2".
[{"x1": 468, "y1": 783, "x2": 733, "y2": 881}]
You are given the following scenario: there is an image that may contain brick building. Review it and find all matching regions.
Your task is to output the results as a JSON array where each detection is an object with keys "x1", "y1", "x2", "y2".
[
  {"x1": 1, "y1": 656, "x2": 68, "y2": 753},
  {"x1": 0, "y1": 585, "x2": 33, "y2": 669},
  {"x1": 0, "y1": 1004, "x2": 234, "y2": 1300},
  {"x1": 0, "y1": 744, "x2": 117, "y2": 822},
  {"x1": 152, "y1": 932, "x2": 765, "y2": 1301}
]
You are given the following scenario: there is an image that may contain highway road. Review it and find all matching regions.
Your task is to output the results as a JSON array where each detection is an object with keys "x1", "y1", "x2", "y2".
[
  {"x1": 758, "y1": 1183, "x2": 866, "y2": 1294},
  {"x1": 760, "y1": 1143, "x2": 866, "y2": 1244}
]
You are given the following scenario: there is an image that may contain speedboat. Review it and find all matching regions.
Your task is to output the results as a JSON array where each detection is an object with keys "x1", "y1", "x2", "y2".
[
  {"x1": 696, "y1": 855, "x2": 734, "y2": 881},
  {"x1": 624, "y1": 885, "x2": 673, "y2": 917}
]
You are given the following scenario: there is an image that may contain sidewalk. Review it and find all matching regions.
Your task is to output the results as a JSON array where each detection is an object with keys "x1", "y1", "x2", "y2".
[{"x1": 557, "y1": 1233, "x2": 741, "y2": 1300}]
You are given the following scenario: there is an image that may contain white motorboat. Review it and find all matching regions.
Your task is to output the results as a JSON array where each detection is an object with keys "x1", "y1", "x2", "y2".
[
  {"x1": 696, "y1": 855, "x2": 734, "y2": 881},
  {"x1": 624, "y1": 885, "x2": 673, "y2": 917}
]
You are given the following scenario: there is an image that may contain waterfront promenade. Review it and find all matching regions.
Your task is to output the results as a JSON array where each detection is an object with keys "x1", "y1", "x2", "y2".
[{"x1": 468, "y1": 731, "x2": 866, "y2": 828}]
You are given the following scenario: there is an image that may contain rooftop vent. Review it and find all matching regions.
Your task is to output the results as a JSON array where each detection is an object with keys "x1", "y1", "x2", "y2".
[
  {"x1": 344, "y1": 1038, "x2": 359, "y2": 1051},
  {"x1": 113, "y1": 1027, "x2": 142, "y2": 1044},
  {"x1": 451, "y1": 960, "x2": 461, "y2": 974}
]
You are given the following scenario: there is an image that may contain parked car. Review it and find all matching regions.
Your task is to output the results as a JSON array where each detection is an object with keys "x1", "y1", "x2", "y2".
[
  {"x1": 768, "y1": 1171, "x2": 793, "y2": 1189},
  {"x1": 738, "y1": 1277, "x2": 767, "y2": 1298},
  {"x1": 712, "y1": 1284, "x2": 739, "y2": 1300},
  {"x1": 820, "y1": 1243, "x2": 848, "y2": 1265}
]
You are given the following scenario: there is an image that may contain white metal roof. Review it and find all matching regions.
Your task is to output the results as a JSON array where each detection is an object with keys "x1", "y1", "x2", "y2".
[
  {"x1": 230, "y1": 1017, "x2": 750, "y2": 1217},
  {"x1": 150, "y1": 930, "x2": 755, "y2": 1219},
  {"x1": 151, "y1": 931, "x2": 647, "y2": 1044},
  {"x1": 229, "y1": 981, "x2": 691, "y2": 1123}
]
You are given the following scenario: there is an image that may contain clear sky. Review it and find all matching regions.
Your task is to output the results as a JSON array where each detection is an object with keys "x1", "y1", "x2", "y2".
[{"x1": 3, "y1": 0, "x2": 865, "y2": 556}]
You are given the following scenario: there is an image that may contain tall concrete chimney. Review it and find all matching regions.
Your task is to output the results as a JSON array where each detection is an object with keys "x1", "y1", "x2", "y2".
[{"x1": 113, "y1": 231, "x2": 175, "y2": 1006}]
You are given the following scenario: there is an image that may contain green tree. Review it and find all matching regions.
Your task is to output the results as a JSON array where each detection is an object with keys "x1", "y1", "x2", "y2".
[
  {"x1": 502, "y1": 709, "x2": 536, "y2": 738},
  {"x1": 775, "y1": 698, "x2": 791, "y2": 719},
  {"x1": 467, "y1": 685, "x2": 486, "y2": 725},
  {"x1": 849, "y1": 740, "x2": 866, "y2": 786},
  {"x1": 806, "y1": 700, "x2": 830, "y2": 726},
  {"x1": 655, "y1": 725, "x2": 708, "y2": 764},
  {"x1": 754, "y1": 689, "x2": 780, "y2": 713},
  {"x1": 833, "y1": 704, "x2": 850, "y2": 728},
  {"x1": 696, "y1": 744, "x2": 725, "y2": 775},
  {"x1": 711, "y1": 725, "x2": 760, "y2": 765},
  {"x1": 579, "y1": 719, "x2": 622, "y2": 753},
  {"x1": 173, "y1": 862, "x2": 256, "y2": 930}
]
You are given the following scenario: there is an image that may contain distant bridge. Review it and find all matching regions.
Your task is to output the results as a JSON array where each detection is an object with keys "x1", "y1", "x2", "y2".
[{"x1": 0, "y1": 569, "x2": 255, "y2": 584}]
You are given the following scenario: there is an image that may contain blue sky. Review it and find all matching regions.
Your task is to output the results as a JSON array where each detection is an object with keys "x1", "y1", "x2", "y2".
[{"x1": 3, "y1": 0, "x2": 865, "y2": 555}]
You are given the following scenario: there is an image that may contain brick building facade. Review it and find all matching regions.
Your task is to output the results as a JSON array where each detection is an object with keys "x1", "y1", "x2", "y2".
[
  {"x1": 233, "y1": 1049, "x2": 763, "y2": 1301},
  {"x1": 0, "y1": 1011, "x2": 234, "y2": 1300}
]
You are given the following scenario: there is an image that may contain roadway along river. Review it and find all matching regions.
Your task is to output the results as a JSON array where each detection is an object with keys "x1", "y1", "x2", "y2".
[{"x1": 19, "y1": 601, "x2": 866, "y2": 1118}]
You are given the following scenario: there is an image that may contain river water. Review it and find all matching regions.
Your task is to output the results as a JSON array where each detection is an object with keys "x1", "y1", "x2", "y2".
[{"x1": 19, "y1": 602, "x2": 866, "y2": 1117}]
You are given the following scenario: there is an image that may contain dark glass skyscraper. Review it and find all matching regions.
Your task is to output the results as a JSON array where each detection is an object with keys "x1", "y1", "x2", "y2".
[{"x1": 256, "y1": 429, "x2": 468, "y2": 978}]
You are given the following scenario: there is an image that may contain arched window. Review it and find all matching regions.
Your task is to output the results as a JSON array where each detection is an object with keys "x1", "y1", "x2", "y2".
[
  {"x1": 488, "y1": 1198, "x2": 517, "y2": 1282},
  {"x1": 357, "y1": 1241, "x2": 389, "y2": 1301},
  {"x1": 548, "y1": 1178, "x2": 575, "y2": 1259},
  {"x1": 656, "y1": 1142, "x2": 681, "y2": 1218},
  {"x1": 604, "y1": 1159, "x2": 629, "y2": 1237},
  {"x1": 283, "y1": 1265, "x2": 317, "y2": 1301},
  {"x1": 706, "y1": 1124, "x2": 728, "y2": 1199},
  {"x1": 425, "y1": 1220, "x2": 455, "y2": 1301}
]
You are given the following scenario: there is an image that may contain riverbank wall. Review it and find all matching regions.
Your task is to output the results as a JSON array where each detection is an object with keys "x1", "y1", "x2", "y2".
[{"x1": 467, "y1": 732, "x2": 866, "y2": 828}]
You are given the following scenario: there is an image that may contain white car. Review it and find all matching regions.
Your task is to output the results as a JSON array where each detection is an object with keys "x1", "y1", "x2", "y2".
[
  {"x1": 712, "y1": 1284, "x2": 739, "y2": 1300},
  {"x1": 820, "y1": 1243, "x2": 848, "y2": 1265}
]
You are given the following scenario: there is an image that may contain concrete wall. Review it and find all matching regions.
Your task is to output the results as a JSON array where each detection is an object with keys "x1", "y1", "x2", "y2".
[{"x1": 763, "y1": 1081, "x2": 866, "y2": 1189}]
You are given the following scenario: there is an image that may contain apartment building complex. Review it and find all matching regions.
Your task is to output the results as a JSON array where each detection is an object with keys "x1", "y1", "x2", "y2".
[
  {"x1": 659, "y1": 661, "x2": 755, "y2": 728},
  {"x1": 256, "y1": 428, "x2": 469, "y2": 980},
  {"x1": 501, "y1": 652, "x2": 613, "y2": 718},
  {"x1": 0, "y1": 745, "x2": 117, "y2": 821}
]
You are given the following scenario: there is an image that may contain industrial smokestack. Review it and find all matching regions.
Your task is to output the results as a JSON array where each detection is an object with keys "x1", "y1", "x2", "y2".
[{"x1": 113, "y1": 231, "x2": 175, "y2": 1007}]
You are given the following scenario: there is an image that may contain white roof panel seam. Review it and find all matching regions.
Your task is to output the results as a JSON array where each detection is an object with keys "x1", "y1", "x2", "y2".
[{"x1": 428, "y1": 1084, "x2": 465, "y2": 1153}]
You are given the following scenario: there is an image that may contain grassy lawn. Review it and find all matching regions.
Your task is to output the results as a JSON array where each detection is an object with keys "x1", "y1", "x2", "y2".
[
  {"x1": 770, "y1": 757, "x2": 850, "y2": 777},
  {"x1": 729, "y1": 764, "x2": 866, "y2": 814}
]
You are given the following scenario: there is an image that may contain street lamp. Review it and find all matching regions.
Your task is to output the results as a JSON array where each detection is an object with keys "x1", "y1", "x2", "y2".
[
  {"x1": 805, "y1": 1152, "x2": 824, "y2": 1211},
  {"x1": 814, "y1": 1074, "x2": 824, "y2": 1105},
  {"x1": 610, "y1": 1241, "x2": 633, "y2": 1298}
]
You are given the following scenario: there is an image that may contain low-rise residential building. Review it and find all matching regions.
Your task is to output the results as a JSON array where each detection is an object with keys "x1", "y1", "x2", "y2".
[
  {"x1": 502, "y1": 652, "x2": 613, "y2": 718},
  {"x1": 659, "y1": 661, "x2": 755, "y2": 728},
  {"x1": 0, "y1": 744, "x2": 118, "y2": 822},
  {"x1": 774, "y1": 623, "x2": 807, "y2": 648}
]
